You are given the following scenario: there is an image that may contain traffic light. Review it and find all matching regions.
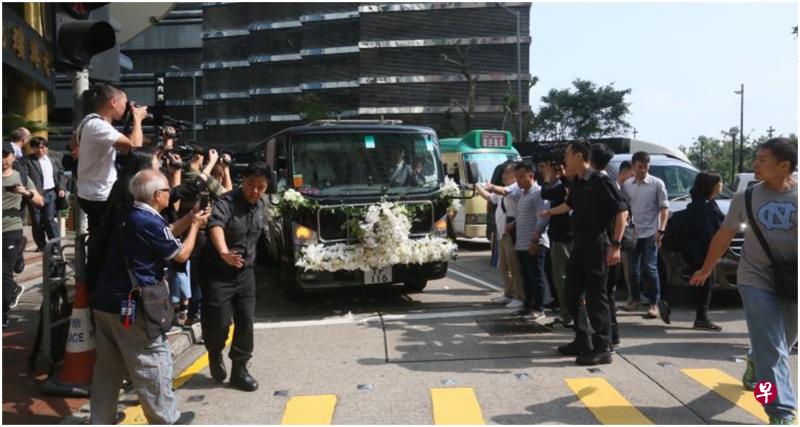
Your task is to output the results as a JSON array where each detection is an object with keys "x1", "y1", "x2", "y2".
[{"x1": 53, "y1": 3, "x2": 116, "y2": 70}]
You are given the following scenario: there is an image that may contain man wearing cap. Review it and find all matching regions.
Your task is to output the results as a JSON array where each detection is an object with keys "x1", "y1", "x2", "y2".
[{"x1": 2, "y1": 142, "x2": 43, "y2": 327}]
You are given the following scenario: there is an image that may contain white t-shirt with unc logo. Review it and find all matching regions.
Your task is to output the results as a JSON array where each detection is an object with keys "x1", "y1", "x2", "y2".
[{"x1": 722, "y1": 181, "x2": 797, "y2": 291}]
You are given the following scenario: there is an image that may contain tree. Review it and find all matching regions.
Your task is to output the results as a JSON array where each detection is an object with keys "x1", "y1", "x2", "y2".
[
  {"x1": 528, "y1": 79, "x2": 632, "y2": 141},
  {"x1": 3, "y1": 113, "x2": 48, "y2": 139},
  {"x1": 501, "y1": 77, "x2": 538, "y2": 142},
  {"x1": 679, "y1": 132, "x2": 798, "y2": 183},
  {"x1": 440, "y1": 41, "x2": 479, "y2": 132},
  {"x1": 291, "y1": 93, "x2": 339, "y2": 122}
]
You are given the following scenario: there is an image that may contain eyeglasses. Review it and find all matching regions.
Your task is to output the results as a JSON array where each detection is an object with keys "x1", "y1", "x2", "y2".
[{"x1": 155, "y1": 188, "x2": 170, "y2": 195}]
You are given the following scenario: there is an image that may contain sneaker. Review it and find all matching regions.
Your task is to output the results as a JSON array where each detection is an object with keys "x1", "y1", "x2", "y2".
[
  {"x1": 514, "y1": 307, "x2": 533, "y2": 316},
  {"x1": 545, "y1": 318, "x2": 573, "y2": 330},
  {"x1": 769, "y1": 416, "x2": 796, "y2": 425},
  {"x1": 620, "y1": 301, "x2": 640, "y2": 312},
  {"x1": 524, "y1": 311, "x2": 546, "y2": 322},
  {"x1": 173, "y1": 411, "x2": 196, "y2": 425},
  {"x1": 505, "y1": 299, "x2": 524, "y2": 309},
  {"x1": 166, "y1": 325, "x2": 183, "y2": 335},
  {"x1": 658, "y1": 300, "x2": 671, "y2": 324},
  {"x1": 491, "y1": 295, "x2": 512, "y2": 305},
  {"x1": 644, "y1": 305, "x2": 659, "y2": 319},
  {"x1": 9, "y1": 284, "x2": 24, "y2": 309},
  {"x1": 742, "y1": 356, "x2": 757, "y2": 391}
]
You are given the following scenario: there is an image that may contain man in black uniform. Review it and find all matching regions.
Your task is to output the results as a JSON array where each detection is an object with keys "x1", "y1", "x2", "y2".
[
  {"x1": 201, "y1": 161, "x2": 270, "y2": 391},
  {"x1": 541, "y1": 140, "x2": 628, "y2": 366}
]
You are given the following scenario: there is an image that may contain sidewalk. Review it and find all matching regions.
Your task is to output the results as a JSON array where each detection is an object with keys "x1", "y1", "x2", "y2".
[{"x1": 2, "y1": 227, "x2": 204, "y2": 424}]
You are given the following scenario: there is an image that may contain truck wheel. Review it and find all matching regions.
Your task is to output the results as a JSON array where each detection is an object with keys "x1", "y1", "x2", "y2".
[{"x1": 403, "y1": 281, "x2": 428, "y2": 293}]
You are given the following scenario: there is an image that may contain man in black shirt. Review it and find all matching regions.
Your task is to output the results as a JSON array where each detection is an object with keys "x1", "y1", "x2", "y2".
[
  {"x1": 542, "y1": 140, "x2": 628, "y2": 365},
  {"x1": 200, "y1": 162, "x2": 270, "y2": 392},
  {"x1": 540, "y1": 161, "x2": 574, "y2": 329}
]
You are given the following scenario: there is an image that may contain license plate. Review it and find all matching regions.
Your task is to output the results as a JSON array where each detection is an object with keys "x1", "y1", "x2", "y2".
[{"x1": 364, "y1": 266, "x2": 392, "y2": 284}]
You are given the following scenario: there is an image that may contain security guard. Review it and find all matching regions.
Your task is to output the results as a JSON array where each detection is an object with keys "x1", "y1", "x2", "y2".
[
  {"x1": 200, "y1": 161, "x2": 270, "y2": 391},
  {"x1": 542, "y1": 140, "x2": 628, "y2": 366}
]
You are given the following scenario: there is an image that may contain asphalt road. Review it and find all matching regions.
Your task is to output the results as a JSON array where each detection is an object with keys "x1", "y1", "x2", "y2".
[{"x1": 133, "y1": 240, "x2": 797, "y2": 424}]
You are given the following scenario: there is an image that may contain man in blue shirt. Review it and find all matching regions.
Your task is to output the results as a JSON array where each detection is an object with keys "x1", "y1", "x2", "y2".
[{"x1": 91, "y1": 169, "x2": 208, "y2": 425}]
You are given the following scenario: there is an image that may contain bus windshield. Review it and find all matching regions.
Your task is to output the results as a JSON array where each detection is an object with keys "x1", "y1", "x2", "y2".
[
  {"x1": 291, "y1": 132, "x2": 440, "y2": 196},
  {"x1": 463, "y1": 152, "x2": 519, "y2": 183}
]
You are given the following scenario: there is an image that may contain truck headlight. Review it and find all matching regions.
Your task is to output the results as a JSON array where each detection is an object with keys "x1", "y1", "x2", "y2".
[
  {"x1": 293, "y1": 223, "x2": 318, "y2": 245},
  {"x1": 433, "y1": 216, "x2": 448, "y2": 237}
]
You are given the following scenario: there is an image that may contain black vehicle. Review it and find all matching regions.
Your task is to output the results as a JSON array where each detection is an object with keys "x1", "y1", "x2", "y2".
[{"x1": 262, "y1": 120, "x2": 474, "y2": 296}]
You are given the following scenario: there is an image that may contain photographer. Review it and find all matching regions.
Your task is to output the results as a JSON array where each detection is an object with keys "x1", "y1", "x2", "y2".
[{"x1": 76, "y1": 84, "x2": 148, "y2": 291}]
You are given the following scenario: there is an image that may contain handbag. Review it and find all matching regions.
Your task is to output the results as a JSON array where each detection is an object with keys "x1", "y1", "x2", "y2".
[
  {"x1": 55, "y1": 194, "x2": 69, "y2": 211},
  {"x1": 745, "y1": 187, "x2": 797, "y2": 301},
  {"x1": 124, "y1": 257, "x2": 174, "y2": 339},
  {"x1": 621, "y1": 222, "x2": 636, "y2": 252}
]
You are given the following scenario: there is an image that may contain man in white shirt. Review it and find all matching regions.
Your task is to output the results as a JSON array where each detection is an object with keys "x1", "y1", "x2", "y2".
[
  {"x1": 622, "y1": 151, "x2": 669, "y2": 319},
  {"x1": 22, "y1": 137, "x2": 65, "y2": 251},
  {"x1": 75, "y1": 84, "x2": 148, "y2": 290},
  {"x1": 474, "y1": 162, "x2": 525, "y2": 309}
]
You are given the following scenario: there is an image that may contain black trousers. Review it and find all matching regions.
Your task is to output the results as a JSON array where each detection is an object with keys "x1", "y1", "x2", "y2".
[
  {"x1": 3, "y1": 230, "x2": 25, "y2": 319},
  {"x1": 606, "y1": 263, "x2": 621, "y2": 342},
  {"x1": 200, "y1": 266, "x2": 256, "y2": 364},
  {"x1": 565, "y1": 233, "x2": 612, "y2": 352},
  {"x1": 78, "y1": 197, "x2": 112, "y2": 293},
  {"x1": 661, "y1": 262, "x2": 715, "y2": 322}
]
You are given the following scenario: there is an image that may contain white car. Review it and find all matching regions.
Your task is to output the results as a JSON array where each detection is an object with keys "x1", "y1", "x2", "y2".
[{"x1": 733, "y1": 172, "x2": 797, "y2": 193}]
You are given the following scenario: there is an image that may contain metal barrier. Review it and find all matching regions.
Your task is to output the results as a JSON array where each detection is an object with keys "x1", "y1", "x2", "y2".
[{"x1": 27, "y1": 235, "x2": 80, "y2": 375}]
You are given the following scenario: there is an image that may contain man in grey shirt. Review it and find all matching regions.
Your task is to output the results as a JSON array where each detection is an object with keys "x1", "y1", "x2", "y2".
[
  {"x1": 691, "y1": 138, "x2": 797, "y2": 424},
  {"x1": 509, "y1": 162, "x2": 550, "y2": 321},
  {"x1": 623, "y1": 151, "x2": 669, "y2": 318}
]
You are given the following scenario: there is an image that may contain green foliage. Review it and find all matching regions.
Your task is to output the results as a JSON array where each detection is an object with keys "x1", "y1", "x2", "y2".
[
  {"x1": 3, "y1": 113, "x2": 47, "y2": 138},
  {"x1": 679, "y1": 133, "x2": 798, "y2": 183},
  {"x1": 529, "y1": 79, "x2": 632, "y2": 141},
  {"x1": 291, "y1": 93, "x2": 340, "y2": 122}
]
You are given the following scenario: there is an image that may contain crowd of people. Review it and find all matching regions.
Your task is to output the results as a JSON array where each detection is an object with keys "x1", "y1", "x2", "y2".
[
  {"x1": 2, "y1": 84, "x2": 271, "y2": 424},
  {"x1": 1, "y1": 81, "x2": 796, "y2": 424},
  {"x1": 476, "y1": 138, "x2": 797, "y2": 424}
]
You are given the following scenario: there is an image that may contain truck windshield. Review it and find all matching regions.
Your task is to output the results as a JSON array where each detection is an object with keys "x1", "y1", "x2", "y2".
[
  {"x1": 463, "y1": 152, "x2": 519, "y2": 183},
  {"x1": 291, "y1": 132, "x2": 440, "y2": 195}
]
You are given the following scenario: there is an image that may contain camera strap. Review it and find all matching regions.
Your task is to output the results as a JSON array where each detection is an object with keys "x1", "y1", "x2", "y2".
[{"x1": 75, "y1": 113, "x2": 104, "y2": 147}]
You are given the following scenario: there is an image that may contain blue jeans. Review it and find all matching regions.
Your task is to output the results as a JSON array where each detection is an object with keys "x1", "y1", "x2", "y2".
[
  {"x1": 738, "y1": 285, "x2": 798, "y2": 420},
  {"x1": 516, "y1": 249, "x2": 550, "y2": 312},
  {"x1": 630, "y1": 236, "x2": 660, "y2": 304},
  {"x1": 32, "y1": 189, "x2": 60, "y2": 250},
  {"x1": 168, "y1": 261, "x2": 191, "y2": 305}
]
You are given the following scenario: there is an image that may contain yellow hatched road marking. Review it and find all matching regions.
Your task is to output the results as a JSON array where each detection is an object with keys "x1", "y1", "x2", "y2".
[
  {"x1": 565, "y1": 377, "x2": 653, "y2": 425},
  {"x1": 280, "y1": 395, "x2": 338, "y2": 425},
  {"x1": 430, "y1": 387, "x2": 485, "y2": 425},
  {"x1": 682, "y1": 368, "x2": 769, "y2": 423},
  {"x1": 120, "y1": 326, "x2": 234, "y2": 424}
]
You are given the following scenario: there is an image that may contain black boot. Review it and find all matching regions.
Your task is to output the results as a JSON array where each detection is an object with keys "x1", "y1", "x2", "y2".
[
  {"x1": 208, "y1": 352, "x2": 227, "y2": 382},
  {"x1": 230, "y1": 362, "x2": 259, "y2": 392},
  {"x1": 557, "y1": 339, "x2": 592, "y2": 356},
  {"x1": 576, "y1": 349, "x2": 613, "y2": 366}
]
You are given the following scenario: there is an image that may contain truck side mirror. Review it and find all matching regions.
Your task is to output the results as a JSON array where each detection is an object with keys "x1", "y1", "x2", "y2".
[{"x1": 466, "y1": 161, "x2": 480, "y2": 185}]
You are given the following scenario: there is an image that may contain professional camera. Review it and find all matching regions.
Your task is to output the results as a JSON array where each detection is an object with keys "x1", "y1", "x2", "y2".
[{"x1": 218, "y1": 149, "x2": 234, "y2": 166}]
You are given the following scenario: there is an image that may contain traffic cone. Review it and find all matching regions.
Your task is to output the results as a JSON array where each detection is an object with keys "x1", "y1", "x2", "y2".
[{"x1": 41, "y1": 265, "x2": 95, "y2": 397}]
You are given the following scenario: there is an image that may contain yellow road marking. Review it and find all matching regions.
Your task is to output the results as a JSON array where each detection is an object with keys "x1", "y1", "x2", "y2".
[
  {"x1": 280, "y1": 395, "x2": 338, "y2": 425},
  {"x1": 682, "y1": 368, "x2": 769, "y2": 423},
  {"x1": 430, "y1": 387, "x2": 485, "y2": 425},
  {"x1": 120, "y1": 326, "x2": 234, "y2": 424},
  {"x1": 565, "y1": 377, "x2": 653, "y2": 425}
]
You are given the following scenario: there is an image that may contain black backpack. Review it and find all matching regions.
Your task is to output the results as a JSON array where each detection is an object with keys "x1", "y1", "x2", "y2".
[{"x1": 662, "y1": 208, "x2": 691, "y2": 252}]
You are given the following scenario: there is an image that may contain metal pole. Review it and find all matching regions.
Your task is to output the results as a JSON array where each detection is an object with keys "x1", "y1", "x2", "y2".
[
  {"x1": 192, "y1": 73, "x2": 198, "y2": 142},
  {"x1": 515, "y1": 9, "x2": 522, "y2": 144},
  {"x1": 731, "y1": 133, "x2": 736, "y2": 184},
  {"x1": 738, "y1": 84, "x2": 744, "y2": 173},
  {"x1": 70, "y1": 69, "x2": 90, "y2": 128}
]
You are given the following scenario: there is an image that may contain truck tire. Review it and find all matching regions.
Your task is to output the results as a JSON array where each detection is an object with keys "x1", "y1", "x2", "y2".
[{"x1": 403, "y1": 281, "x2": 428, "y2": 293}]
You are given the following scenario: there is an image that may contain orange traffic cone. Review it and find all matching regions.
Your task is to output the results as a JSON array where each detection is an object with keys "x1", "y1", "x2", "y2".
[{"x1": 41, "y1": 269, "x2": 95, "y2": 396}]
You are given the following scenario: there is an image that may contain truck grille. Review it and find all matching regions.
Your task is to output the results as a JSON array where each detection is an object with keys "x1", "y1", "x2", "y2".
[{"x1": 317, "y1": 201, "x2": 434, "y2": 242}]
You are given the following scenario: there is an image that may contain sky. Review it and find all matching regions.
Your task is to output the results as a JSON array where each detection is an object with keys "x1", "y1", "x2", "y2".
[{"x1": 529, "y1": 2, "x2": 798, "y2": 150}]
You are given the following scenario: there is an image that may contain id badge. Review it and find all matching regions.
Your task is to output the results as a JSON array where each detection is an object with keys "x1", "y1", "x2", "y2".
[{"x1": 120, "y1": 296, "x2": 136, "y2": 327}]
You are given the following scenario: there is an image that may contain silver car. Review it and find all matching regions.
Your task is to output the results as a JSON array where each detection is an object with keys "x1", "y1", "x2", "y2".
[{"x1": 608, "y1": 154, "x2": 742, "y2": 290}]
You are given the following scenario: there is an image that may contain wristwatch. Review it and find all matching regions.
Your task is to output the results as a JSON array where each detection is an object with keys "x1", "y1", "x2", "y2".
[{"x1": 610, "y1": 239, "x2": 622, "y2": 247}]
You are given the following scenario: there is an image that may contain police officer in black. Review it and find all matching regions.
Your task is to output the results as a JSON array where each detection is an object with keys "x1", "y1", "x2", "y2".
[
  {"x1": 201, "y1": 161, "x2": 270, "y2": 391},
  {"x1": 541, "y1": 140, "x2": 629, "y2": 366}
]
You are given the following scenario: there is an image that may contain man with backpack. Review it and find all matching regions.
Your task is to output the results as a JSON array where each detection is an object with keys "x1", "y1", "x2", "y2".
[{"x1": 690, "y1": 138, "x2": 797, "y2": 425}]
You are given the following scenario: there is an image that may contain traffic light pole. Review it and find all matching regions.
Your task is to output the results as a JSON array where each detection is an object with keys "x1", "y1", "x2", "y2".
[{"x1": 70, "y1": 69, "x2": 90, "y2": 127}]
